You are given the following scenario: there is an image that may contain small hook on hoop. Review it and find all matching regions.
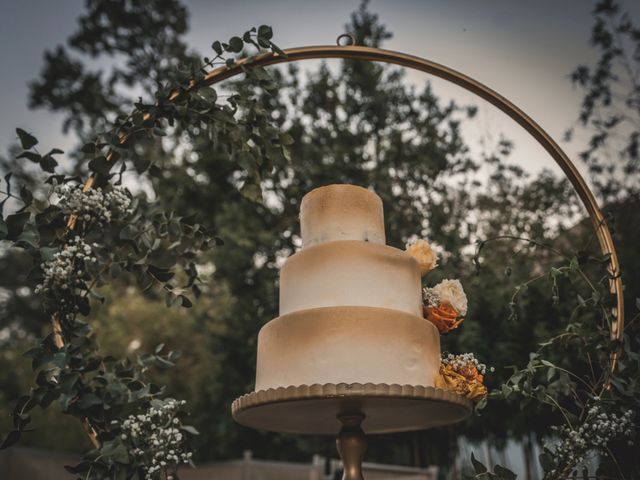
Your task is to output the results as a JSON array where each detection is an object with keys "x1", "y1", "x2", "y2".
[{"x1": 336, "y1": 34, "x2": 356, "y2": 47}]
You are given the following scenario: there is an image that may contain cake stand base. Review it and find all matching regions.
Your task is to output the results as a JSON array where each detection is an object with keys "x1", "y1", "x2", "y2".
[
  {"x1": 232, "y1": 383, "x2": 472, "y2": 480},
  {"x1": 337, "y1": 414, "x2": 367, "y2": 480}
]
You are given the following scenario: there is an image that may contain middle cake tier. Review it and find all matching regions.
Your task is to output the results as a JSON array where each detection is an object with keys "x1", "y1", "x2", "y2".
[{"x1": 279, "y1": 240, "x2": 422, "y2": 317}]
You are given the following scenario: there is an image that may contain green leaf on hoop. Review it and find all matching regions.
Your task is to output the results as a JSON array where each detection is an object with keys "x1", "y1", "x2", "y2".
[
  {"x1": 228, "y1": 36, "x2": 244, "y2": 53},
  {"x1": 81, "y1": 143, "x2": 96, "y2": 154},
  {"x1": 258, "y1": 25, "x2": 273, "y2": 40},
  {"x1": 470, "y1": 453, "x2": 487, "y2": 474},
  {"x1": 100, "y1": 439, "x2": 129, "y2": 463},
  {"x1": 16, "y1": 151, "x2": 41, "y2": 163},
  {"x1": 16, "y1": 128, "x2": 38, "y2": 149},
  {"x1": 269, "y1": 41, "x2": 286, "y2": 57},
  {"x1": 0, "y1": 430, "x2": 21, "y2": 450},
  {"x1": 40, "y1": 155, "x2": 58, "y2": 173},
  {"x1": 211, "y1": 41, "x2": 223, "y2": 55},
  {"x1": 5, "y1": 212, "x2": 30, "y2": 240},
  {"x1": 494, "y1": 464, "x2": 517, "y2": 480},
  {"x1": 88, "y1": 156, "x2": 113, "y2": 175},
  {"x1": 180, "y1": 425, "x2": 200, "y2": 435},
  {"x1": 539, "y1": 450, "x2": 556, "y2": 471}
]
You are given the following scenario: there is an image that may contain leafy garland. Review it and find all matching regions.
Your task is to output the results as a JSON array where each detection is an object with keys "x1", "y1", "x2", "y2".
[
  {"x1": 469, "y1": 236, "x2": 637, "y2": 479},
  {"x1": 0, "y1": 26, "x2": 289, "y2": 479}
]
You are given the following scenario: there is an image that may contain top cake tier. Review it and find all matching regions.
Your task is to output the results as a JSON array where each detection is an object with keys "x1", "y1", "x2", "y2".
[{"x1": 300, "y1": 184, "x2": 385, "y2": 247}]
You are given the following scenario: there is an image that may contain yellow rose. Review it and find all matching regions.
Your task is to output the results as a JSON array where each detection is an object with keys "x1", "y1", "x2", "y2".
[
  {"x1": 405, "y1": 239, "x2": 438, "y2": 275},
  {"x1": 433, "y1": 279, "x2": 468, "y2": 316},
  {"x1": 436, "y1": 365, "x2": 487, "y2": 401}
]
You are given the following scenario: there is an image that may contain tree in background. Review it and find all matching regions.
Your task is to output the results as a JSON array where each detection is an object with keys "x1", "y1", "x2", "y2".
[
  {"x1": 1, "y1": 0, "x2": 637, "y2": 478},
  {"x1": 566, "y1": 0, "x2": 640, "y2": 319},
  {"x1": 567, "y1": 0, "x2": 640, "y2": 203}
]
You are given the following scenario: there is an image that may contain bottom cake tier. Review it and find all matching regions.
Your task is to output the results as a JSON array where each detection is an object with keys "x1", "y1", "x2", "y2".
[{"x1": 255, "y1": 306, "x2": 441, "y2": 391}]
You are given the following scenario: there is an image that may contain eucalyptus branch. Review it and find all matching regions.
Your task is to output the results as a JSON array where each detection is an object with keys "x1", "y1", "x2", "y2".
[
  {"x1": 544, "y1": 394, "x2": 574, "y2": 429},
  {"x1": 474, "y1": 235, "x2": 570, "y2": 266},
  {"x1": 1, "y1": 24, "x2": 288, "y2": 480},
  {"x1": 0, "y1": 190, "x2": 24, "y2": 202}
]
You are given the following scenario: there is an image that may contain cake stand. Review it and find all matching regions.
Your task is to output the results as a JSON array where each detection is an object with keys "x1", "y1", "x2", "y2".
[{"x1": 233, "y1": 383, "x2": 472, "y2": 479}]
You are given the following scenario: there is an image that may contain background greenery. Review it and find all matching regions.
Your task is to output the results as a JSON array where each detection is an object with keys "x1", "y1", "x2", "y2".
[{"x1": 1, "y1": 0, "x2": 638, "y2": 478}]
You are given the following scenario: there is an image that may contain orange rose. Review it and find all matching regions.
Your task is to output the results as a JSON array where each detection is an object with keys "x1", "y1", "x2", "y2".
[{"x1": 424, "y1": 303, "x2": 464, "y2": 333}]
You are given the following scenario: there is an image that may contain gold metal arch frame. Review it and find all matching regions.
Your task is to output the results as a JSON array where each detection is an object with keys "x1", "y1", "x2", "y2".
[
  {"x1": 199, "y1": 43, "x2": 624, "y2": 345},
  {"x1": 53, "y1": 40, "x2": 624, "y2": 475}
]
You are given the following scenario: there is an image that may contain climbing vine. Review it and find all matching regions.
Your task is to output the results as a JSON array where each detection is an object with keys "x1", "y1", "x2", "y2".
[{"x1": 470, "y1": 235, "x2": 638, "y2": 479}]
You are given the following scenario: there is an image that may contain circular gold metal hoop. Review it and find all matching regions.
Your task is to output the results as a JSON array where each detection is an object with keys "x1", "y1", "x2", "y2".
[{"x1": 199, "y1": 44, "x2": 623, "y2": 345}]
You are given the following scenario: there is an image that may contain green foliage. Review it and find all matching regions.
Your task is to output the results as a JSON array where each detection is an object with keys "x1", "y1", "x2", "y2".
[
  {"x1": 477, "y1": 233, "x2": 638, "y2": 477},
  {"x1": 0, "y1": 4, "x2": 290, "y2": 476},
  {"x1": 566, "y1": 0, "x2": 640, "y2": 202}
]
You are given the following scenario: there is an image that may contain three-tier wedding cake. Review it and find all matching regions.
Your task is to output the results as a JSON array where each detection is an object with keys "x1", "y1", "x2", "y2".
[{"x1": 254, "y1": 184, "x2": 441, "y2": 391}]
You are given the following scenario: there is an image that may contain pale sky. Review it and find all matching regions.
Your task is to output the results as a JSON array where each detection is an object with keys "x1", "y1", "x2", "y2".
[{"x1": 1, "y1": 0, "x2": 639, "y2": 182}]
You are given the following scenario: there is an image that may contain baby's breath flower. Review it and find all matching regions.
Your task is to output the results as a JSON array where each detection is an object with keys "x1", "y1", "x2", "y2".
[
  {"x1": 545, "y1": 403, "x2": 635, "y2": 476},
  {"x1": 55, "y1": 183, "x2": 132, "y2": 225},
  {"x1": 35, "y1": 236, "x2": 95, "y2": 297},
  {"x1": 441, "y1": 352, "x2": 490, "y2": 377},
  {"x1": 422, "y1": 287, "x2": 440, "y2": 308},
  {"x1": 117, "y1": 398, "x2": 194, "y2": 480}
]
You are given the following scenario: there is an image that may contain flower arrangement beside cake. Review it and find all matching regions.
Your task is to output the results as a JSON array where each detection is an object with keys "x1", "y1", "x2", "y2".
[{"x1": 406, "y1": 239, "x2": 491, "y2": 402}]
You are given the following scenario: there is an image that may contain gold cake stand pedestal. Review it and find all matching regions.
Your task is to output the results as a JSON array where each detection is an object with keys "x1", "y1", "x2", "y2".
[{"x1": 232, "y1": 383, "x2": 472, "y2": 480}]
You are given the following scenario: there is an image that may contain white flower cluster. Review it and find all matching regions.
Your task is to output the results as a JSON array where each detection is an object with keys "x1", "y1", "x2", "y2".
[
  {"x1": 55, "y1": 183, "x2": 131, "y2": 224},
  {"x1": 118, "y1": 399, "x2": 193, "y2": 480},
  {"x1": 422, "y1": 280, "x2": 468, "y2": 315},
  {"x1": 442, "y1": 352, "x2": 494, "y2": 376},
  {"x1": 546, "y1": 404, "x2": 634, "y2": 475},
  {"x1": 422, "y1": 287, "x2": 440, "y2": 308},
  {"x1": 34, "y1": 236, "x2": 97, "y2": 295}
]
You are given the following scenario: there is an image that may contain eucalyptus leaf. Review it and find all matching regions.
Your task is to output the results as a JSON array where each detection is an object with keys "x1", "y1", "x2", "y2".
[
  {"x1": 471, "y1": 453, "x2": 487, "y2": 474},
  {"x1": 16, "y1": 151, "x2": 41, "y2": 163},
  {"x1": 0, "y1": 430, "x2": 21, "y2": 450},
  {"x1": 40, "y1": 155, "x2": 58, "y2": 173},
  {"x1": 180, "y1": 425, "x2": 200, "y2": 435},
  {"x1": 211, "y1": 40, "x2": 223, "y2": 55},
  {"x1": 228, "y1": 36, "x2": 243, "y2": 53},
  {"x1": 257, "y1": 25, "x2": 273, "y2": 40},
  {"x1": 88, "y1": 155, "x2": 113, "y2": 175},
  {"x1": 16, "y1": 128, "x2": 38, "y2": 149}
]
